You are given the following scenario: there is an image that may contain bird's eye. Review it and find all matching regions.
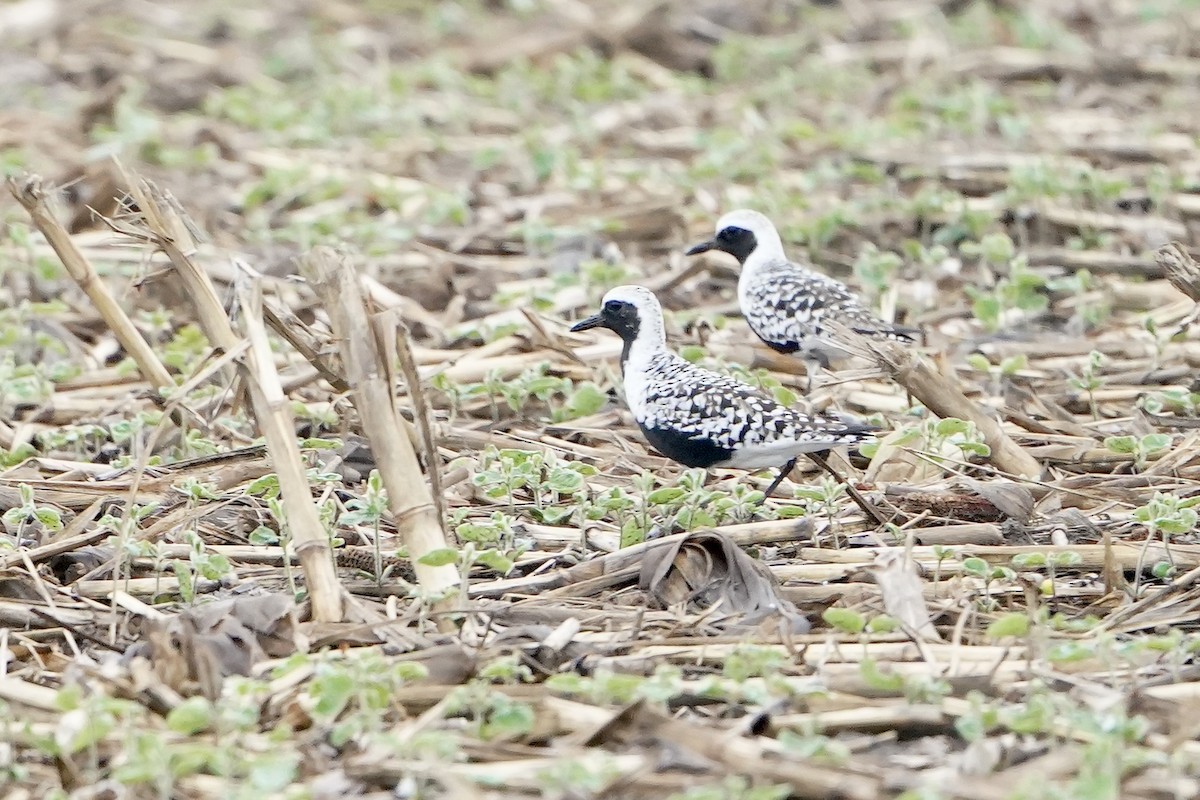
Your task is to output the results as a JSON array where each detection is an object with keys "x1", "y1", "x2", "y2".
[
  {"x1": 717, "y1": 228, "x2": 733, "y2": 241},
  {"x1": 604, "y1": 300, "x2": 625, "y2": 314}
]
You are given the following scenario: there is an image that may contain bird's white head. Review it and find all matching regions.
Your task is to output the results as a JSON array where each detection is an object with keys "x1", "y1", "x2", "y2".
[
  {"x1": 570, "y1": 284, "x2": 666, "y2": 352},
  {"x1": 685, "y1": 209, "x2": 785, "y2": 270}
]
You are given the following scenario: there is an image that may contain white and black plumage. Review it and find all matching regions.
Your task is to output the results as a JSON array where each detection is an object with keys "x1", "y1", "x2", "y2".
[
  {"x1": 570, "y1": 285, "x2": 878, "y2": 497},
  {"x1": 686, "y1": 209, "x2": 916, "y2": 387}
]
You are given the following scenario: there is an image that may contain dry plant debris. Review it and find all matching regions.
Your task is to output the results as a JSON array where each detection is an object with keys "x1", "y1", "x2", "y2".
[{"x1": 2, "y1": 1, "x2": 1200, "y2": 798}]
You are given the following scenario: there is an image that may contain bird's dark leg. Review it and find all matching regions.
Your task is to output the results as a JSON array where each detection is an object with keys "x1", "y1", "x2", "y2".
[
  {"x1": 763, "y1": 458, "x2": 797, "y2": 498},
  {"x1": 806, "y1": 450, "x2": 888, "y2": 527}
]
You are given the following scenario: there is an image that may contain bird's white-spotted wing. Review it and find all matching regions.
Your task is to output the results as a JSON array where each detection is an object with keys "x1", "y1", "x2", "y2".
[
  {"x1": 743, "y1": 261, "x2": 912, "y2": 353},
  {"x1": 635, "y1": 353, "x2": 874, "y2": 465}
]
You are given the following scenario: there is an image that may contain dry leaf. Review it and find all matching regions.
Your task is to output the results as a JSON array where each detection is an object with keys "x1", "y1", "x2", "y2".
[
  {"x1": 964, "y1": 479, "x2": 1035, "y2": 524},
  {"x1": 50, "y1": 546, "x2": 112, "y2": 583},
  {"x1": 129, "y1": 593, "x2": 306, "y2": 698},
  {"x1": 871, "y1": 549, "x2": 941, "y2": 642},
  {"x1": 639, "y1": 530, "x2": 809, "y2": 633}
]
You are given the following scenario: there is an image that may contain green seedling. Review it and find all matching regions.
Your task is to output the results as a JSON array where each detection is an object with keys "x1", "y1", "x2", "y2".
[
  {"x1": 1140, "y1": 389, "x2": 1200, "y2": 418},
  {"x1": 1103, "y1": 433, "x2": 1171, "y2": 472},
  {"x1": 1132, "y1": 492, "x2": 1200, "y2": 594},
  {"x1": 1068, "y1": 350, "x2": 1106, "y2": 420},
  {"x1": 869, "y1": 416, "x2": 990, "y2": 472},
  {"x1": 966, "y1": 352, "x2": 1028, "y2": 396},
  {"x1": 341, "y1": 470, "x2": 390, "y2": 587},
  {"x1": 962, "y1": 556, "x2": 1015, "y2": 610},
  {"x1": 1, "y1": 483, "x2": 63, "y2": 542},
  {"x1": 1012, "y1": 550, "x2": 1083, "y2": 601}
]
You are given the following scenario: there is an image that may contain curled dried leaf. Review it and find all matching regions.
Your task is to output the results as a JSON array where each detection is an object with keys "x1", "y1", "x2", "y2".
[
  {"x1": 639, "y1": 530, "x2": 809, "y2": 633},
  {"x1": 128, "y1": 594, "x2": 306, "y2": 698}
]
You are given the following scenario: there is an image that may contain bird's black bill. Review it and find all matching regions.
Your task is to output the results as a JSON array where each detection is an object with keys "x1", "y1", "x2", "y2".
[
  {"x1": 570, "y1": 313, "x2": 606, "y2": 332},
  {"x1": 686, "y1": 239, "x2": 716, "y2": 256}
]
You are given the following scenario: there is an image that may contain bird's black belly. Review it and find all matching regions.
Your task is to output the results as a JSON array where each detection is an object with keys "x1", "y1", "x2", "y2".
[
  {"x1": 759, "y1": 336, "x2": 834, "y2": 368},
  {"x1": 638, "y1": 424, "x2": 734, "y2": 468}
]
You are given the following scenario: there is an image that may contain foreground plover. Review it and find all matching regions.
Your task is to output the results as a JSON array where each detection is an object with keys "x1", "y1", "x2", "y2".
[
  {"x1": 687, "y1": 209, "x2": 915, "y2": 388},
  {"x1": 570, "y1": 284, "x2": 878, "y2": 499}
]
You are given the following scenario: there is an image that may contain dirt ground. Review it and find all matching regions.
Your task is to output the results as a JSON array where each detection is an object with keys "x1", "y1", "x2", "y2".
[{"x1": 4, "y1": 0, "x2": 1200, "y2": 798}]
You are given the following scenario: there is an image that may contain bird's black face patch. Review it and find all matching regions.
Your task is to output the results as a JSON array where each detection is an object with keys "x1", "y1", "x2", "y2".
[
  {"x1": 600, "y1": 299, "x2": 641, "y2": 341},
  {"x1": 713, "y1": 225, "x2": 758, "y2": 264},
  {"x1": 687, "y1": 225, "x2": 759, "y2": 264}
]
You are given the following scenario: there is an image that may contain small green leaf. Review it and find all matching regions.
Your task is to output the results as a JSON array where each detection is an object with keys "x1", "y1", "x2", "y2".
[
  {"x1": 822, "y1": 607, "x2": 865, "y2": 634},
  {"x1": 248, "y1": 751, "x2": 299, "y2": 792},
  {"x1": 1158, "y1": 509, "x2": 1197, "y2": 535},
  {"x1": 1152, "y1": 561, "x2": 1176, "y2": 579},
  {"x1": 999, "y1": 354, "x2": 1028, "y2": 374},
  {"x1": 859, "y1": 658, "x2": 905, "y2": 692},
  {"x1": 620, "y1": 517, "x2": 645, "y2": 548},
  {"x1": 167, "y1": 696, "x2": 214, "y2": 735},
  {"x1": 771, "y1": 385, "x2": 799, "y2": 407},
  {"x1": 1140, "y1": 433, "x2": 1171, "y2": 453},
  {"x1": 544, "y1": 673, "x2": 586, "y2": 695},
  {"x1": 934, "y1": 418, "x2": 970, "y2": 437},
  {"x1": 173, "y1": 561, "x2": 195, "y2": 603},
  {"x1": 972, "y1": 296, "x2": 1001, "y2": 328},
  {"x1": 1104, "y1": 435, "x2": 1137, "y2": 454},
  {"x1": 482, "y1": 700, "x2": 535, "y2": 741},
  {"x1": 475, "y1": 550, "x2": 515, "y2": 574},
  {"x1": 246, "y1": 474, "x2": 281, "y2": 497},
  {"x1": 990, "y1": 566, "x2": 1016, "y2": 581},
  {"x1": 195, "y1": 553, "x2": 231, "y2": 580},
  {"x1": 417, "y1": 548, "x2": 459, "y2": 567},
  {"x1": 310, "y1": 672, "x2": 354, "y2": 719},
  {"x1": 1048, "y1": 551, "x2": 1083, "y2": 568},
  {"x1": 529, "y1": 506, "x2": 574, "y2": 525},
  {"x1": 955, "y1": 713, "x2": 986, "y2": 743},
  {"x1": 986, "y1": 613, "x2": 1030, "y2": 639},
  {"x1": 562, "y1": 383, "x2": 607, "y2": 419},
  {"x1": 35, "y1": 509, "x2": 63, "y2": 531},
  {"x1": 961, "y1": 557, "x2": 989, "y2": 577},
  {"x1": 647, "y1": 487, "x2": 685, "y2": 505},
  {"x1": 966, "y1": 354, "x2": 992, "y2": 372},
  {"x1": 979, "y1": 232, "x2": 1016, "y2": 264},
  {"x1": 1046, "y1": 641, "x2": 1094, "y2": 663},
  {"x1": 300, "y1": 438, "x2": 341, "y2": 450},
  {"x1": 1010, "y1": 552, "x2": 1047, "y2": 569},
  {"x1": 248, "y1": 526, "x2": 279, "y2": 546},
  {"x1": 546, "y1": 469, "x2": 584, "y2": 495}
]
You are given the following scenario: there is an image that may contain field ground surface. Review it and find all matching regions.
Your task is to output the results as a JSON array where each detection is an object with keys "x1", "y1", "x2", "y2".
[{"x1": 4, "y1": 0, "x2": 1200, "y2": 798}]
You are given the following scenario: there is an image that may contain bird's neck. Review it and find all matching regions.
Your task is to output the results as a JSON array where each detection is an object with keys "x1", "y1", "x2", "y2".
[
  {"x1": 738, "y1": 243, "x2": 787, "y2": 313},
  {"x1": 619, "y1": 322, "x2": 667, "y2": 378},
  {"x1": 739, "y1": 235, "x2": 787, "y2": 282}
]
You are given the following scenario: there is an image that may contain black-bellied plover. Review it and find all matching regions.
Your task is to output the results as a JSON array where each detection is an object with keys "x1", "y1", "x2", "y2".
[
  {"x1": 570, "y1": 284, "x2": 878, "y2": 498},
  {"x1": 687, "y1": 209, "x2": 915, "y2": 389}
]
